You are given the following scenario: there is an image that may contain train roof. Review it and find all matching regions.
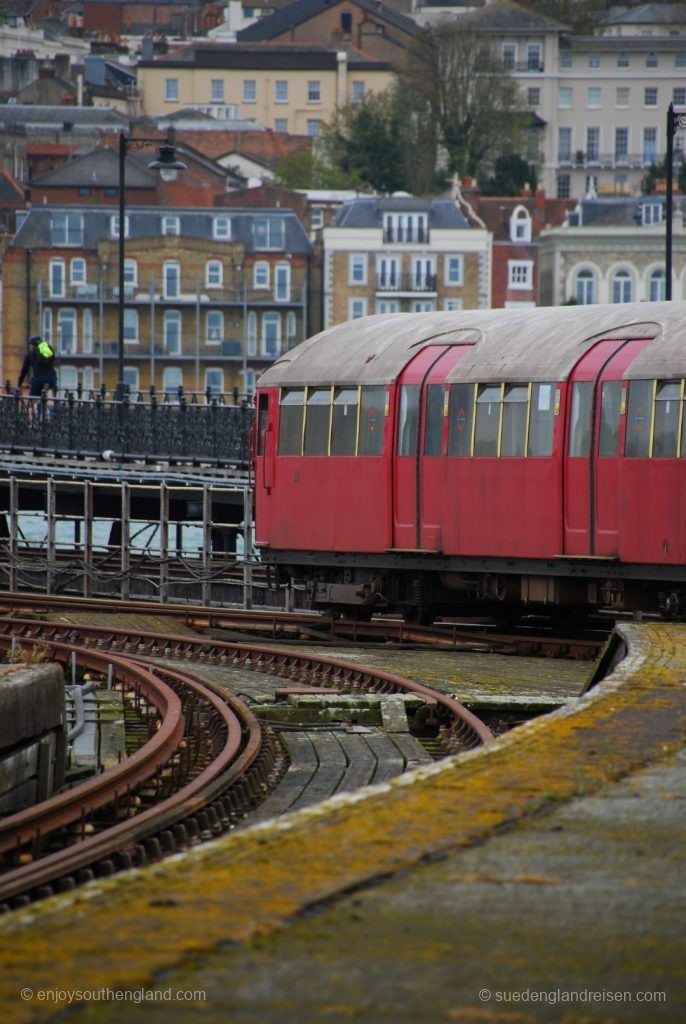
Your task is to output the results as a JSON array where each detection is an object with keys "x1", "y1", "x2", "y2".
[{"x1": 259, "y1": 302, "x2": 686, "y2": 387}]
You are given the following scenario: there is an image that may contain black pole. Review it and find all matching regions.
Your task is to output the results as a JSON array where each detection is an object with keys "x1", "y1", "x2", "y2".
[
  {"x1": 117, "y1": 131, "x2": 127, "y2": 397},
  {"x1": 666, "y1": 104, "x2": 675, "y2": 300}
]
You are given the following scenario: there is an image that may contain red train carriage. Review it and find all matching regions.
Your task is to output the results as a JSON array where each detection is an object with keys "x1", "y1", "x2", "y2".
[{"x1": 254, "y1": 302, "x2": 686, "y2": 621}]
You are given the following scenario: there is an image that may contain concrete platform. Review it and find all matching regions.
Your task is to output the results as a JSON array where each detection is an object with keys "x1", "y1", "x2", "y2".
[{"x1": 2, "y1": 622, "x2": 685, "y2": 1023}]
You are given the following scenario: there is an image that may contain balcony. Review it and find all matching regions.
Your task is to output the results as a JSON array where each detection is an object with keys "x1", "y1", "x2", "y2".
[
  {"x1": 382, "y1": 226, "x2": 429, "y2": 245},
  {"x1": 376, "y1": 272, "x2": 437, "y2": 295},
  {"x1": 558, "y1": 151, "x2": 651, "y2": 170}
]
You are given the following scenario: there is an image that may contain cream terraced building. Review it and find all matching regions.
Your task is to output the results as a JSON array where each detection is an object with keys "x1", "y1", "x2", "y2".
[{"x1": 136, "y1": 44, "x2": 394, "y2": 137}]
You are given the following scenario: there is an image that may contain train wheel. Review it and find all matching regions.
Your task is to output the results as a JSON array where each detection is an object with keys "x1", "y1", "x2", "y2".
[{"x1": 402, "y1": 605, "x2": 435, "y2": 627}]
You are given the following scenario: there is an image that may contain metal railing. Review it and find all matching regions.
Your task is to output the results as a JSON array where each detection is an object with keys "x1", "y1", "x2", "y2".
[
  {"x1": 376, "y1": 272, "x2": 438, "y2": 293},
  {"x1": 0, "y1": 386, "x2": 255, "y2": 467}
]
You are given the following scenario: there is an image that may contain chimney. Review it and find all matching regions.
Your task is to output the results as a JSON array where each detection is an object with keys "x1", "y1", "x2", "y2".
[{"x1": 534, "y1": 185, "x2": 545, "y2": 212}]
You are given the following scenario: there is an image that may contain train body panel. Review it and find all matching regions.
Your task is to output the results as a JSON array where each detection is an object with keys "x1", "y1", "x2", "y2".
[{"x1": 254, "y1": 303, "x2": 686, "y2": 618}]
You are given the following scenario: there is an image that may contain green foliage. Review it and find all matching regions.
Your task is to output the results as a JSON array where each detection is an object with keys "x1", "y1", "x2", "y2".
[
  {"x1": 481, "y1": 154, "x2": 539, "y2": 196},
  {"x1": 322, "y1": 90, "x2": 409, "y2": 193},
  {"x1": 642, "y1": 158, "x2": 686, "y2": 195},
  {"x1": 274, "y1": 147, "x2": 363, "y2": 190}
]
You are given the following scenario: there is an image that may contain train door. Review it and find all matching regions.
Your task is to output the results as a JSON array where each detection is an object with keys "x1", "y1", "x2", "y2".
[
  {"x1": 564, "y1": 339, "x2": 652, "y2": 556},
  {"x1": 392, "y1": 345, "x2": 470, "y2": 550}
]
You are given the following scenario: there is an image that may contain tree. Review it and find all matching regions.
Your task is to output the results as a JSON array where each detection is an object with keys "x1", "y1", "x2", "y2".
[
  {"x1": 274, "y1": 147, "x2": 363, "y2": 190},
  {"x1": 399, "y1": 22, "x2": 529, "y2": 182},
  {"x1": 321, "y1": 90, "x2": 408, "y2": 194},
  {"x1": 481, "y1": 154, "x2": 539, "y2": 196},
  {"x1": 643, "y1": 157, "x2": 686, "y2": 196}
]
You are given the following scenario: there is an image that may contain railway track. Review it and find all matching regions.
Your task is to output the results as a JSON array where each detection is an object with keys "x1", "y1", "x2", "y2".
[{"x1": 0, "y1": 608, "x2": 494, "y2": 911}]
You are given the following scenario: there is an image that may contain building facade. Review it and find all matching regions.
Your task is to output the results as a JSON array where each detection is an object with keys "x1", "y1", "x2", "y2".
[
  {"x1": 3, "y1": 204, "x2": 311, "y2": 398},
  {"x1": 322, "y1": 195, "x2": 491, "y2": 327}
]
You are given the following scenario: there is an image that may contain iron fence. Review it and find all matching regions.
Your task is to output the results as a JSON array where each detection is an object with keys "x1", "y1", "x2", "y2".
[{"x1": 0, "y1": 387, "x2": 255, "y2": 467}]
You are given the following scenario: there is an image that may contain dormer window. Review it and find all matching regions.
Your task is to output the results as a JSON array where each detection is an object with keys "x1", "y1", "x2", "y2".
[
  {"x1": 642, "y1": 203, "x2": 663, "y2": 226},
  {"x1": 510, "y1": 205, "x2": 532, "y2": 244},
  {"x1": 341, "y1": 11, "x2": 352, "y2": 35},
  {"x1": 382, "y1": 213, "x2": 428, "y2": 244}
]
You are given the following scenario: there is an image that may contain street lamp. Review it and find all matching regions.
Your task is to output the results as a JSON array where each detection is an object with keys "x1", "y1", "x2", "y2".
[
  {"x1": 116, "y1": 131, "x2": 186, "y2": 399},
  {"x1": 665, "y1": 103, "x2": 686, "y2": 300}
]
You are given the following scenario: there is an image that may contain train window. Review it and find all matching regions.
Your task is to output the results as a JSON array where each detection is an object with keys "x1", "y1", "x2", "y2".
[
  {"x1": 278, "y1": 389, "x2": 305, "y2": 455},
  {"x1": 653, "y1": 381, "x2": 680, "y2": 458},
  {"x1": 474, "y1": 385, "x2": 501, "y2": 457},
  {"x1": 423, "y1": 384, "x2": 444, "y2": 456},
  {"x1": 625, "y1": 380, "x2": 652, "y2": 457},
  {"x1": 568, "y1": 382, "x2": 593, "y2": 457},
  {"x1": 303, "y1": 388, "x2": 331, "y2": 456},
  {"x1": 256, "y1": 394, "x2": 269, "y2": 455},
  {"x1": 598, "y1": 381, "x2": 622, "y2": 457},
  {"x1": 397, "y1": 385, "x2": 419, "y2": 456},
  {"x1": 358, "y1": 386, "x2": 385, "y2": 456},
  {"x1": 331, "y1": 387, "x2": 358, "y2": 456},
  {"x1": 528, "y1": 383, "x2": 555, "y2": 456},
  {"x1": 447, "y1": 383, "x2": 474, "y2": 456},
  {"x1": 501, "y1": 385, "x2": 528, "y2": 457}
]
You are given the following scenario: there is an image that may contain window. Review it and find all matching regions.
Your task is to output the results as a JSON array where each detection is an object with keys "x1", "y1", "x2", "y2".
[
  {"x1": 588, "y1": 53, "x2": 600, "y2": 69},
  {"x1": 560, "y1": 51, "x2": 572, "y2": 69},
  {"x1": 162, "y1": 216, "x2": 180, "y2": 236},
  {"x1": 650, "y1": 268, "x2": 666, "y2": 301},
  {"x1": 444, "y1": 299, "x2": 463, "y2": 312},
  {"x1": 254, "y1": 217, "x2": 285, "y2": 249},
  {"x1": 424, "y1": 385, "x2": 445, "y2": 456},
  {"x1": 557, "y1": 174, "x2": 571, "y2": 199},
  {"x1": 528, "y1": 383, "x2": 555, "y2": 457},
  {"x1": 643, "y1": 127, "x2": 657, "y2": 165},
  {"x1": 164, "y1": 78, "x2": 179, "y2": 102},
  {"x1": 243, "y1": 80, "x2": 256, "y2": 103},
  {"x1": 568, "y1": 381, "x2": 593, "y2": 457},
  {"x1": 123, "y1": 367, "x2": 139, "y2": 398},
  {"x1": 162, "y1": 367, "x2": 183, "y2": 397},
  {"x1": 412, "y1": 301, "x2": 435, "y2": 313},
  {"x1": 49, "y1": 259, "x2": 65, "y2": 297},
  {"x1": 501, "y1": 386, "x2": 529, "y2": 457},
  {"x1": 511, "y1": 206, "x2": 532, "y2": 243},
  {"x1": 646, "y1": 52, "x2": 658, "y2": 69},
  {"x1": 254, "y1": 261, "x2": 270, "y2": 289},
  {"x1": 644, "y1": 87, "x2": 658, "y2": 107},
  {"x1": 341, "y1": 11, "x2": 353, "y2": 35},
  {"x1": 70, "y1": 258, "x2": 86, "y2": 286},
  {"x1": 50, "y1": 213, "x2": 83, "y2": 246},
  {"x1": 617, "y1": 52, "x2": 629, "y2": 68},
  {"x1": 558, "y1": 87, "x2": 572, "y2": 109},
  {"x1": 349, "y1": 253, "x2": 367, "y2": 285},
  {"x1": 274, "y1": 262, "x2": 290, "y2": 301},
  {"x1": 279, "y1": 389, "x2": 305, "y2": 454},
  {"x1": 211, "y1": 79, "x2": 224, "y2": 103},
  {"x1": 124, "y1": 258, "x2": 137, "y2": 289},
  {"x1": 307, "y1": 80, "x2": 321, "y2": 104},
  {"x1": 349, "y1": 298, "x2": 367, "y2": 319},
  {"x1": 262, "y1": 312, "x2": 281, "y2": 357},
  {"x1": 625, "y1": 380, "x2": 652, "y2": 457},
  {"x1": 358, "y1": 386, "x2": 384, "y2": 455},
  {"x1": 675, "y1": 88, "x2": 686, "y2": 106},
  {"x1": 527, "y1": 43, "x2": 542, "y2": 70},
  {"x1": 599, "y1": 381, "x2": 622, "y2": 457},
  {"x1": 527, "y1": 87, "x2": 541, "y2": 107},
  {"x1": 286, "y1": 311, "x2": 297, "y2": 344},
  {"x1": 206, "y1": 260, "x2": 223, "y2": 287},
  {"x1": 164, "y1": 310, "x2": 181, "y2": 353},
  {"x1": 247, "y1": 312, "x2": 257, "y2": 355},
  {"x1": 587, "y1": 87, "x2": 601, "y2": 108},
  {"x1": 307, "y1": 120, "x2": 322, "y2": 137},
  {"x1": 586, "y1": 127, "x2": 600, "y2": 160},
  {"x1": 616, "y1": 88, "x2": 629, "y2": 108},
  {"x1": 213, "y1": 216, "x2": 231, "y2": 240},
  {"x1": 275, "y1": 80, "x2": 288, "y2": 104},
  {"x1": 57, "y1": 309, "x2": 76, "y2": 355},
  {"x1": 612, "y1": 269, "x2": 632, "y2": 303},
  {"x1": 311, "y1": 208, "x2": 324, "y2": 229},
  {"x1": 304, "y1": 388, "x2": 331, "y2": 456},
  {"x1": 377, "y1": 256, "x2": 398, "y2": 289},
  {"x1": 109, "y1": 214, "x2": 129, "y2": 239},
  {"x1": 351, "y1": 81, "x2": 365, "y2": 103},
  {"x1": 205, "y1": 368, "x2": 224, "y2": 397},
  {"x1": 274, "y1": 118, "x2": 288, "y2": 133},
  {"x1": 502, "y1": 43, "x2": 516, "y2": 70},
  {"x1": 413, "y1": 257, "x2": 435, "y2": 289},
  {"x1": 397, "y1": 385, "x2": 419, "y2": 456},
  {"x1": 575, "y1": 268, "x2": 595, "y2": 304},
  {"x1": 377, "y1": 300, "x2": 400, "y2": 313},
  {"x1": 331, "y1": 387, "x2": 358, "y2": 456},
  {"x1": 558, "y1": 127, "x2": 572, "y2": 161},
  {"x1": 123, "y1": 308, "x2": 139, "y2": 343},
  {"x1": 243, "y1": 369, "x2": 256, "y2": 397},
  {"x1": 508, "y1": 261, "x2": 533, "y2": 289},
  {"x1": 653, "y1": 382, "x2": 680, "y2": 458},
  {"x1": 163, "y1": 261, "x2": 180, "y2": 299},
  {"x1": 677, "y1": 53, "x2": 686, "y2": 69},
  {"x1": 448, "y1": 383, "x2": 474, "y2": 457},
  {"x1": 445, "y1": 255, "x2": 463, "y2": 286},
  {"x1": 206, "y1": 310, "x2": 223, "y2": 343},
  {"x1": 42, "y1": 309, "x2": 52, "y2": 344},
  {"x1": 474, "y1": 386, "x2": 501, "y2": 457},
  {"x1": 615, "y1": 127, "x2": 629, "y2": 161},
  {"x1": 82, "y1": 309, "x2": 93, "y2": 354}
]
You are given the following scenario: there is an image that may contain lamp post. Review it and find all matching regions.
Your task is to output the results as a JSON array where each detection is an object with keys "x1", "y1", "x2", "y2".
[
  {"x1": 665, "y1": 103, "x2": 686, "y2": 300},
  {"x1": 116, "y1": 131, "x2": 186, "y2": 399}
]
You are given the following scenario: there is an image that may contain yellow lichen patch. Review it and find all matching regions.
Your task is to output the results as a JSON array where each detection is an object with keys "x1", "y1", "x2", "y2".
[{"x1": 2, "y1": 623, "x2": 686, "y2": 1022}]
